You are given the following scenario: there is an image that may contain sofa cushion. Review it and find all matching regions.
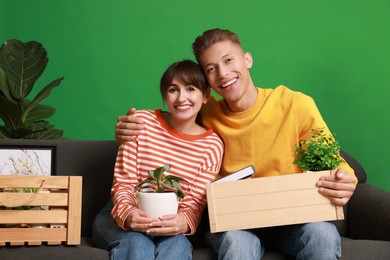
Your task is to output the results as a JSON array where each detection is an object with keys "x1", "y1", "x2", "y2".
[
  {"x1": 340, "y1": 237, "x2": 390, "y2": 259},
  {"x1": 0, "y1": 238, "x2": 109, "y2": 260}
]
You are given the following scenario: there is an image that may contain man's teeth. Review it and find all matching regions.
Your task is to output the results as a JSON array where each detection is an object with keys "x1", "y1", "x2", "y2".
[{"x1": 222, "y1": 78, "x2": 237, "y2": 88}]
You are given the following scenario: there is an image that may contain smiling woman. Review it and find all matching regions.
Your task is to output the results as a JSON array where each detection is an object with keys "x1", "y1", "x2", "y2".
[{"x1": 92, "y1": 60, "x2": 224, "y2": 259}]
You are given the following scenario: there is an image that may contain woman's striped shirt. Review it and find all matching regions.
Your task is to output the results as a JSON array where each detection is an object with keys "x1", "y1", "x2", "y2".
[{"x1": 111, "y1": 109, "x2": 224, "y2": 235}]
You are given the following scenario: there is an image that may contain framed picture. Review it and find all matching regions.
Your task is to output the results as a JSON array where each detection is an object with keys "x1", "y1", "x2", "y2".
[{"x1": 0, "y1": 145, "x2": 56, "y2": 176}]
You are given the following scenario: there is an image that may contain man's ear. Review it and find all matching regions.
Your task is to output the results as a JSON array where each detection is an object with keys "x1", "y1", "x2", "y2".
[{"x1": 244, "y1": 52, "x2": 253, "y2": 69}]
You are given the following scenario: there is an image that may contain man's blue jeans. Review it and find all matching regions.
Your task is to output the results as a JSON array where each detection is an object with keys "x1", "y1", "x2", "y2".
[
  {"x1": 92, "y1": 201, "x2": 192, "y2": 260},
  {"x1": 205, "y1": 222, "x2": 341, "y2": 260}
]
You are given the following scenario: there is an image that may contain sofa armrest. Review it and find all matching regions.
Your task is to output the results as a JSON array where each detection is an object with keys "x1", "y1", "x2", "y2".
[{"x1": 348, "y1": 183, "x2": 390, "y2": 241}]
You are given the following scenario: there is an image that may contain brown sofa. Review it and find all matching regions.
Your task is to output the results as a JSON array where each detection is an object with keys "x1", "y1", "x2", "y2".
[{"x1": 0, "y1": 139, "x2": 389, "y2": 259}]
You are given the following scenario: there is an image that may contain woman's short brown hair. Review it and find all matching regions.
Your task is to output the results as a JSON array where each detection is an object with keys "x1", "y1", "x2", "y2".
[
  {"x1": 192, "y1": 28, "x2": 242, "y2": 63},
  {"x1": 160, "y1": 59, "x2": 208, "y2": 100}
]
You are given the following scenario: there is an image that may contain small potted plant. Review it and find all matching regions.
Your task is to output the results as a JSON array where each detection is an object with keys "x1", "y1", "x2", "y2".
[
  {"x1": 293, "y1": 127, "x2": 344, "y2": 172},
  {"x1": 134, "y1": 164, "x2": 189, "y2": 218}
]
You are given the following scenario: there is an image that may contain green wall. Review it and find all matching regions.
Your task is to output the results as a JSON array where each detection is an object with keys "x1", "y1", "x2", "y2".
[{"x1": 1, "y1": 0, "x2": 389, "y2": 192}]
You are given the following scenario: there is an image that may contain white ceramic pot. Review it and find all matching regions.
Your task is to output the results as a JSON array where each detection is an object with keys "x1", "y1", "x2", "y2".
[{"x1": 137, "y1": 192, "x2": 178, "y2": 218}]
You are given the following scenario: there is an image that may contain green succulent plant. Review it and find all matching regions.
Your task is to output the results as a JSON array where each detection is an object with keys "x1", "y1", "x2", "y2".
[
  {"x1": 134, "y1": 164, "x2": 189, "y2": 200},
  {"x1": 0, "y1": 39, "x2": 64, "y2": 139},
  {"x1": 293, "y1": 127, "x2": 344, "y2": 172}
]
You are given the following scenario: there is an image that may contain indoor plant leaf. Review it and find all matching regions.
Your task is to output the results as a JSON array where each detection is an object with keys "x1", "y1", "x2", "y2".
[
  {"x1": 21, "y1": 77, "x2": 64, "y2": 122},
  {"x1": 0, "y1": 95, "x2": 23, "y2": 129},
  {"x1": 0, "y1": 39, "x2": 48, "y2": 100},
  {"x1": 293, "y1": 127, "x2": 344, "y2": 171},
  {"x1": 0, "y1": 71, "x2": 14, "y2": 101},
  {"x1": 151, "y1": 165, "x2": 171, "y2": 192},
  {"x1": 0, "y1": 126, "x2": 11, "y2": 139},
  {"x1": 165, "y1": 175, "x2": 189, "y2": 184},
  {"x1": 10, "y1": 121, "x2": 52, "y2": 139},
  {"x1": 135, "y1": 164, "x2": 188, "y2": 200},
  {"x1": 19, "y1": 121, "x2": 63, "y2": 139},
  {"x1": 27, "y1": 128, "x2": 64, "y2": 140},
  {"x1": 24, "y1": 104, "x2": 55, "y2": 126},
  {"x1": 134, "y1": 177, "x2": 156, "y2": 192},
  {"x1": 172, "y1": 181, "x2": 185, "y2": 200}
]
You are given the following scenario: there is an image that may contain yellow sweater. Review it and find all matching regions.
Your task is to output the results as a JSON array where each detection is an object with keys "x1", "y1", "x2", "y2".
[{"x1": 200, "y1": 85, "x2": 354, "y2": 178}]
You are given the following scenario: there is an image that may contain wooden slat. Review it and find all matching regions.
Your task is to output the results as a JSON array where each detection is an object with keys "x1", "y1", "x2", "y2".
[
  {"x1": 0, "y1": 176, "x2": 70, "y2": 189},
  {"x1": 211, "y1": 204, "x2": 340, "y2": 232},
  {"x1": 213, "y1": 189, "x2": 331, "y2": 214},
  {"x1": 0, "y1": 193, "x2": 68, "y2": 207},
  {"x1": 210, "y1": 171, "x2": 333, "y2": 198},
  {"x1": 66, "y1": 176, "x2": 82, "y2": 245},
  {"x1": 206, "y1": 183, "x2": 217, "y2": 236},
  {"x1": 0, "y1": 228, "x2": 67, "y2": 243},
  {"x1": 0, "y1": 210, "x2": 68, "y2": 224}
]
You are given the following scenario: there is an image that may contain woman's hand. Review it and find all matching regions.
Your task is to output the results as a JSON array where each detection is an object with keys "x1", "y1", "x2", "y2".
[
  {"x1": 145, "y1": 214, "x2": 189, "y2": 236},
  {"x1": 125, "y1": 209, "x2": 156, "y2": 232},
  {"x1": 115, "y1": 108, "x2": 144, "y2": 142}
]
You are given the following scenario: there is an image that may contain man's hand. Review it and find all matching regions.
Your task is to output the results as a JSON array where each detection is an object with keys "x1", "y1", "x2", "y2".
[
  {"x1": 125, "y1": 209, "x2": 156, "y2": 232},
  {"x1": 317, "y1": 168, "x2": 357, "y2": 206},
  {"x1": 115, "y1": 108, "x2": 144, "y2": 142},
  {"x1": 146, "y1": 214, "x2": 189, "y2": 236}
]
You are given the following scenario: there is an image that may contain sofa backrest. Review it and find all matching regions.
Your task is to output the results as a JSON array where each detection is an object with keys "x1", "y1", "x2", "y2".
[{"x1": 341, "y1": 150, "x2": 367, "y2": 184}]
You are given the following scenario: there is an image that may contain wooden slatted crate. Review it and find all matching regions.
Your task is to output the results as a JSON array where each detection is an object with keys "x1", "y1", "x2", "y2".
[
  {"x1": 0, "y1": 176, "x2": 82, "y2": 246},
  {"x1": 206, "y1": 171, "x2": 343, "y2": 233}
]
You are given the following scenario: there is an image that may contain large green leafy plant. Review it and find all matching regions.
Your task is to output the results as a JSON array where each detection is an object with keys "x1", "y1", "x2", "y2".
[
  {"x1": 0, "y1": 39, "x2": 64, "y2": 139},
  {"x1": 134, "y1": 165, "x2": 189, "y2": 200},
  {"x1": 293, "y1": 127, "x2": 344, "y2": 171}
]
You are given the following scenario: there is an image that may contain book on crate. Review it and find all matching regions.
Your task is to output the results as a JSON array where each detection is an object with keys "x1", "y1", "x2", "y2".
[{"x1": 212, "y1": 165, "x2": 255, "y2": 183}]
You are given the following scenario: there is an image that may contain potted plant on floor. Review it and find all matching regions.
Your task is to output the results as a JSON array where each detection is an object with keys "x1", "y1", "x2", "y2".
[
  {"x1": 134, "y1": 164, "x2": 189, "y2": 218},
  {"x1": 293, "y1": 127, "x2": 344, "y2": 172}
]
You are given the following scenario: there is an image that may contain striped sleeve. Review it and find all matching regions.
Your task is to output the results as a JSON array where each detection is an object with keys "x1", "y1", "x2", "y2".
[{"x1": 110, "y1": 140, "x2": 146, "y2": 230}]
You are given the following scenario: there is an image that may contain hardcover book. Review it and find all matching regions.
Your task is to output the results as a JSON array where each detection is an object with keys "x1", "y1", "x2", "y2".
[{"x1": 212, "y1": 165, "x2": 255, "y2": 183}]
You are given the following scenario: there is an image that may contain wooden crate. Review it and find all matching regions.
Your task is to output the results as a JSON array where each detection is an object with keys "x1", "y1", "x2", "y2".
[
  {"x1": 0, "y1": 176, "x2": 82, "y2": 246},
  {"x1": 206, "y1": 171, "x2": 343, "y2": 233}
]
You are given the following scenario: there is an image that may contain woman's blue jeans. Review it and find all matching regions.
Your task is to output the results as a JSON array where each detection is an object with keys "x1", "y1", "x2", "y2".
[
  {"x1": 92, "y1": 200, "x2": 192, "y2": 260},
  {"x1": 205, "y1": 222, "x2": 341, "y2": 260}
]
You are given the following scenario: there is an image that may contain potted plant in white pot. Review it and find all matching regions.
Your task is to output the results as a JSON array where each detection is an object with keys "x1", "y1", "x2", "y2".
[
  {"x1": 134, "y1": 164, "x2": 189, "y2": 218},
  {"x1": 293, "y1": 127, "x2": 344, "y2": 172}
]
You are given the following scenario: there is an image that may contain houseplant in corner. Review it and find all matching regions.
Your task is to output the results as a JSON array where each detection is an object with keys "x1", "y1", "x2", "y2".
[
  {"x1": 0, "y1": 39, "x2": 64, "y2": 139},
  {"x1": 135, "y1": 164, "x2": 189, "y2": 218},
  {"x1": 293, "y1": 127, "x2": 344, "y2": 172}
]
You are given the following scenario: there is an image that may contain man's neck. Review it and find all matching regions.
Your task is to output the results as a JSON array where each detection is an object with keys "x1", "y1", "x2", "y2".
[{"x1": 225, "y1": 87, "x2": 258, "y2": 112}]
